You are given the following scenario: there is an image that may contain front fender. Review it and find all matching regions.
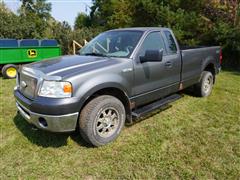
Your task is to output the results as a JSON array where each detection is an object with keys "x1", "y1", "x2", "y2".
[{"x1": 74, "y1": 73, "x2": 131, "y2": 107}]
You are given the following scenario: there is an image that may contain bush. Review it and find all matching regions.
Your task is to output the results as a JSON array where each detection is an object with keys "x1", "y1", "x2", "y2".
[{"x1": 213, "y1": 22, "x2": 240, "y2": 68}]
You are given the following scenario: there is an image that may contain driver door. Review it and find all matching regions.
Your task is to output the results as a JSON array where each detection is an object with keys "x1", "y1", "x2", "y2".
[{"x1": 132, "y1": 31, "x2": 181, "y2": 106}]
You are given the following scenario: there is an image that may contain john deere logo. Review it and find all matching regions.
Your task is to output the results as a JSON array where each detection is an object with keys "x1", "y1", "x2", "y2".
[{"x1": 27, "y1": 49, "x2": 37, "y2": 58}]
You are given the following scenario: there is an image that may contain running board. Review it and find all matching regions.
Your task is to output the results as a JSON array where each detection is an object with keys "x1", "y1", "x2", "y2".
[{"x1": 132, "y1": 94, "x2": 182, "y2": 118}]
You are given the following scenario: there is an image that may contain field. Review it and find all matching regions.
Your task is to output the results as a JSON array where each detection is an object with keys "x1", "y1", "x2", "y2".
[{"x1": 0, "y1": 71, "x2": 239, "y2": 179}]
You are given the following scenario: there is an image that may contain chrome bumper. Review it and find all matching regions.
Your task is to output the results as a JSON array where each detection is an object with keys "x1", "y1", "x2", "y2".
[{"x1": 16, "y1": 101, "x2": 79, "y2": 132}]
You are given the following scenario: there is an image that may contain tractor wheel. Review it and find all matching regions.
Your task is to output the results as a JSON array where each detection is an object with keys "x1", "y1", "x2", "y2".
[{"x1": 2, "y1": 64, "x2": 17, "y2": 79}]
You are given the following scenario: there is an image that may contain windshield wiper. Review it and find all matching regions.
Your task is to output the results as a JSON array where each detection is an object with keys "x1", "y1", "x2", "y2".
[{"x1": 81, "y1": 53, "x2": 108, "y2": 57}]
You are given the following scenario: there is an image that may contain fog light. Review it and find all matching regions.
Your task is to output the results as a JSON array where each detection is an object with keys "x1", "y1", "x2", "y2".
[{"x1": 39, "y1": 117, "x2": 48, "y2": 128}]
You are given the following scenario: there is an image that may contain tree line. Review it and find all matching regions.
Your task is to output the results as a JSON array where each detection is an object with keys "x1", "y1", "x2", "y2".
[{"x1": 0, "y1": 0, "x2": 239, "y2": 68}]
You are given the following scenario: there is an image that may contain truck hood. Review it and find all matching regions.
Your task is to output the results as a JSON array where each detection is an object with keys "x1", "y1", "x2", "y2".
[{"x1": 25, "y1": 55, "x2": 122, "y2": 78}]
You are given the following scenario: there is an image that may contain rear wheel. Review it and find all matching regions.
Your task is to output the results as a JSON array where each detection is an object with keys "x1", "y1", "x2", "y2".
[
  {"x1": 194, "y1": 71, "x2": 214, "y2": 97},
  {"x1": 79, "y1": 95, "x2": 126, "y2": 147},
  {"x1": 2, "y1": 64, "x2": 17, "y2": 79}
]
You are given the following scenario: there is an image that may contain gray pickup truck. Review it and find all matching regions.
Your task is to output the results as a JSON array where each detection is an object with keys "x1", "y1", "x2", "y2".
[{"x1": 14, "y1": 27, "x2": 222, "y2": 146}]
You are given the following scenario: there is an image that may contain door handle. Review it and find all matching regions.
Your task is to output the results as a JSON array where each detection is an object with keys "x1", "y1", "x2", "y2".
[{"x1": 165, "y1": 61, "x2": 172, "y2": 67}]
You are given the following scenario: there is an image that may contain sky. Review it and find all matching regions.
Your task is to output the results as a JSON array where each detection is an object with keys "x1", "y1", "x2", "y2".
[{"x1": 2, "y1": 0, "x2": 93, "y2": 27}]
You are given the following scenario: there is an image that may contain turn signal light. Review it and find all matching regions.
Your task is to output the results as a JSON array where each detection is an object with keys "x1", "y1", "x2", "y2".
[{"x1": 63, "y1": 84, "x2": 72, "y2": 93}]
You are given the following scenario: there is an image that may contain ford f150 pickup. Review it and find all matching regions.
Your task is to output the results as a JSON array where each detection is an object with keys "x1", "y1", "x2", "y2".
[{"x1": 14, "y1": 28, "x2": 222, "y2": 146}]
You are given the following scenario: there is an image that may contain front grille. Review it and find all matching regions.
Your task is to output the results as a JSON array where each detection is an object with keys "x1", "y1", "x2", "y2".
[{"x1": 19, "y1": 72, "x2": 38, "y2": 99}]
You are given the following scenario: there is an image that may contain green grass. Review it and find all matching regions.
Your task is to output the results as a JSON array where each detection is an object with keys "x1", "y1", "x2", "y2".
[{"x1": 0, "y1": 71, "x2": 240, "y2": 179}]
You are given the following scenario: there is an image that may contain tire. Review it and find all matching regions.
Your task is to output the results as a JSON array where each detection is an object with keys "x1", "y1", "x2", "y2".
[
  {"x1": 2, "y1": 64, "x2": 17, "y2": 79},
  {"x1": 79, "y1": 95, "x2": 126, "y2": 147},
  {"x1": 194, "y1": 71, "x2": 214, "y2": 97}
]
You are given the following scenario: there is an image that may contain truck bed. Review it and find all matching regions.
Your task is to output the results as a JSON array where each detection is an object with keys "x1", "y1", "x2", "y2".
[{"x1": 180, "y1": 46, "x2": 221, "y2": 88}]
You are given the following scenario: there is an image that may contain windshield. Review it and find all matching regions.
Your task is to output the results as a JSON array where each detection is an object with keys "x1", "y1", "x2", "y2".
[{"x1": 79, "y1": 30, "x2": 143, "y2": 58}]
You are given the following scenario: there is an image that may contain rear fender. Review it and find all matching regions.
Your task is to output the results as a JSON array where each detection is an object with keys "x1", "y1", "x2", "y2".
[{"x1": 201, "y1": 56, "x2": 216, "y2": 74}]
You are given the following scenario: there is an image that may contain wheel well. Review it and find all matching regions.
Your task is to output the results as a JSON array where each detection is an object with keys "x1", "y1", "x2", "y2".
[
  {"x1": 80, "y1": 88, "x2": 132, "y2": 124},
  {"x1": 204, "y1": 63, "x2": 216, "y2": 83}
]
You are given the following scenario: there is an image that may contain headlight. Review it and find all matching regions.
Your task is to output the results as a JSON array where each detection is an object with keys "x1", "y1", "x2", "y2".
[{"x1": 38, "y1": 81, "x2": 72, "y2": 98}]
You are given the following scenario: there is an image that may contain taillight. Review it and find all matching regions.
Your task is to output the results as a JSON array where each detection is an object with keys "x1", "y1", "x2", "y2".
[{"x1": 219, "y1": 49, "x2": 223, "y2": 65}]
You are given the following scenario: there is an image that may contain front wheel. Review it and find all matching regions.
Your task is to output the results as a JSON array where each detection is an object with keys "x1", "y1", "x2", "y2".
[
  {"x1": 194, "y1": 71, "x2": 214, "y2": 97},
  {"x1": 79, "y1": 95, "x2": 126, "y2": 147}
]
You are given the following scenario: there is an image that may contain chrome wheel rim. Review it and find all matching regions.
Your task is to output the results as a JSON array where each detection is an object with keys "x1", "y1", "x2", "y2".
[
  {"x1": 95, "y1": 107, "x2": 120, "y2": 138},
  {"x1": 203, "y1": 76, "x2": 212, "y2": 94}
]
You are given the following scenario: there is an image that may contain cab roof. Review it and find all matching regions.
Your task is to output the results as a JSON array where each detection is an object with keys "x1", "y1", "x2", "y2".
[{"x1": 108, "y1": 27, "x2": 171, "y2": 32}]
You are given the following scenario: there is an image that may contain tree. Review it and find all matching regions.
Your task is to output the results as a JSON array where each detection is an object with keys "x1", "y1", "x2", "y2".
[
  {"x1": 1, "y1": 0, "x2": 239, "y2": 66},
  {"x1": 50, "y1": 21, "x2": 72, "y2": 54},
  {"x1": 74, "y1": 13, "x2": 91, "y2": 29},
  {"x1": 89, "y1": 0, "x2": 240, "y2": 67},
  {"x1": 0, "y1": 2, "x2": 21, "y2": 38},
  {"x1": 20, "y1": 0, "x2": 51, "y2": 19},
  {"x1": 19, "y1": 0, "x2": 52, "y2": 38}
]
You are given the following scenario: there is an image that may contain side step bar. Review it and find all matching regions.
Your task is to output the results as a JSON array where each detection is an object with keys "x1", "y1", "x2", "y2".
[{"x1": 132, "y1": 94, "x2": 182, "y2": 118}]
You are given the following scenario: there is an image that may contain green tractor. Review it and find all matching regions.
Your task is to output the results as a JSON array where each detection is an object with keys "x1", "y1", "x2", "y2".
[{"x1": 0, "y1": 39, "x2": 61, "y2": 79}]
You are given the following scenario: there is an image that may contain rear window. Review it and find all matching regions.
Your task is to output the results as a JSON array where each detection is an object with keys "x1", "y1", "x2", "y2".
[{"x1": 163, "y1": 31, "x2": 177, "y2": 54}]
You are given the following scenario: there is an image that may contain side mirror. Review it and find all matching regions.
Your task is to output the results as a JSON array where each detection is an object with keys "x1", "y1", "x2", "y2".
[{"x1": 140, "y1": 49, "x2": 163, "y2": 63}]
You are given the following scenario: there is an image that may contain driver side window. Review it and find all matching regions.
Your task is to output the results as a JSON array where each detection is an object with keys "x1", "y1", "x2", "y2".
[{"x1": 139, "y1": 32, "x2": 166, "y2": 57}]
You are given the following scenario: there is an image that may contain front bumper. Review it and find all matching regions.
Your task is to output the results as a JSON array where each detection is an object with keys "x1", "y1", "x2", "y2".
[
  {"x1": 16, "y1": 101, "x2": 79, "y2": 132},
  {"x1": 14, "y1": 88, "x2": 80, "y2": 132}
]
